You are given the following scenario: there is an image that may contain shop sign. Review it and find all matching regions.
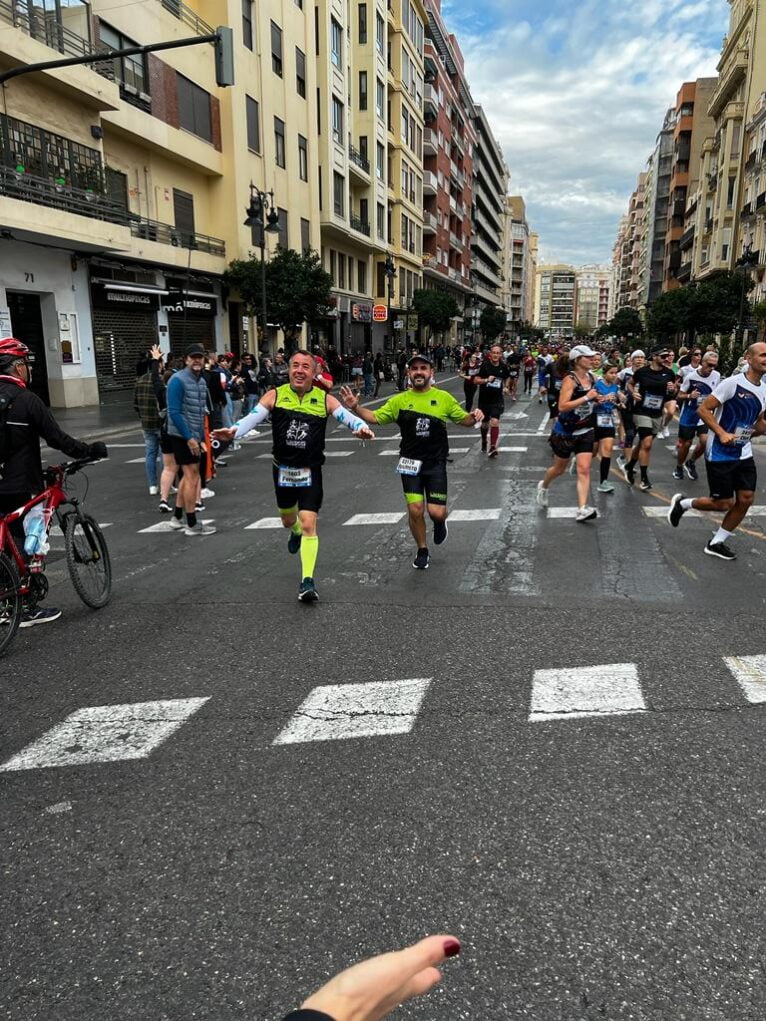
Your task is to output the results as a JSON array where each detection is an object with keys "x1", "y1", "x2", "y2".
[
  {"x1": 162, "y1": 292, "x2": 217, "y2": 317},
  {"x1": 393, "y1": 318, "x2": 405, "y2": 330},
  {"x1": 352, "y1": 302, "x2": 373, "y2": 322},
  {"x1": 91, "y1": 283, "x2": 160, "y2": 311},
  {"x1": 407, "y1": 315, "x2": 419, "y2": 330},
  {"x1": 372, "y1": 303, "x2": 388, "y2": 322}
]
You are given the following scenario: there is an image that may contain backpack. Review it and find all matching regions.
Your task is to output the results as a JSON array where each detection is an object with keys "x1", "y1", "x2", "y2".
[{"x1": 0, "y1": 390, "x2": 19, "y2": 476}]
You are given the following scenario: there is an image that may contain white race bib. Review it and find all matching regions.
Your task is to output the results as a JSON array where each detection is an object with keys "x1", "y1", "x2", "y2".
[
  {"x1": 278, "y1": 466, "x2": 312, "y2": 487},
  {"x1": 597, "y1": 413, "x2": 614, "y2": 429},
  {"x1": 734, "y1": 426, "x2": 754, "y2": 445},
  {"x1": 396, "y1": 457, "x2": 422, "y2": 476},
  {"x1": 487, "y1": 379, "x2": 502, "y2": 389},
  {"x1": 643, "y1": 393, "x2": 663, "y2": 411}
]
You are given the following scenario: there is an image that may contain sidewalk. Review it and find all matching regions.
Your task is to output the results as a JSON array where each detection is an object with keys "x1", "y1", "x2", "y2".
[{"x1": 53, "y1": 400, "x2": 141, "y2": 442}]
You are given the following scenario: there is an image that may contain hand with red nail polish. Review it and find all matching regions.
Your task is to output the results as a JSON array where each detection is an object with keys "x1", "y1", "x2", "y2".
[{"x1": 295, "y1": 934, "x2": 461, "y2": 1021}]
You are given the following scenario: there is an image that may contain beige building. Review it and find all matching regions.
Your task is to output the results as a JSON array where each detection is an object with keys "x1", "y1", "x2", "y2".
[
  {"x1": 574, "y1": 265, "x2": 613, "y2": 331},
  {"x1": 471, "y1": 104, "x2": 508, "y2": 309},
  {"x1": 500, "y1": 195, "x2": 536, "y2": 329},
  {"x1": 740, "y1": 91, "x2": 766, "y2": 305},
  {"x1": 534, "y1": 264, "x2": 576, "y2": 339}
]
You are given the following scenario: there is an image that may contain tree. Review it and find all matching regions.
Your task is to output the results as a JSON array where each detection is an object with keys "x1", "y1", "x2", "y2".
[
  {"x1": 411, "y1": 289, "x2": 459, "y2": 340},
  {"x1": 609, "y1": 306, "x2": 644, "y2": 339},
  {"x1": 479, "y1": 305, "x2": 508, "y2": 342},
  {"x1": 753, "y1": 300, "x2": 766, "y2": 341},
  {"x1": 693, "y1": 270, "x2": 749, "y2": 338},
  {"x1": 225, "y1": 247, "x2": 332, "y2": 346},
  {"x1": 573, "y1": 321, "x2": 592, "y2": 340},
  {"x1": 645, "y1": 287, "x2": 696, "y2": 341}
]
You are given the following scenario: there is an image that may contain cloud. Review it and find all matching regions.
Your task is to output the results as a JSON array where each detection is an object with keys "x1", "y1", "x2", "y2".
[{"x1": 441, "y1": 0, "x2": 728, "y2": 265}]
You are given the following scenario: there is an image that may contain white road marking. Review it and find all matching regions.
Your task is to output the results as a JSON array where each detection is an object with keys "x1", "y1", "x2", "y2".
[
  {"x1": 343, "y1": 512, "x2": 405, "y2": 525},
  {"x1": 325, "y1": 451, "x2": 354, "y2": 457},
  {"x1": 537, "y1": 412, "x2": 551, "y2": 434},
  {"x1": 643, "y1": 506, "x2": 766, "y2": 519},
  {"x1": 125, "y1": 457, "x2": 147, "y2": 464},
  {"x1": 508, "y1": 412, "x2": 529, "y2": 420},
  {"x1": 546, "y1": 507, "x2": 593, "y2": 519},
  {"x1": 138, "y1": 519, "x2": 214, "y2": 533},
  {"x1": 45, "y1": 801, "x2": 73, "y2": 814},
  {"x1": 497, "y1": 446, "x2": 528, "y2": 453},
  {"x1": 379, "y1": 450, "x2": 400, "y2": 456},
  {"x1": 447, "y1": 447, "x2": 470, "y2": 454},
  {"x1": 529, "y1": 663, "x2": 646, "y2": 722},
  {"x1": 245, "y1": 517, "x2": 283, "y2": 529},
  {"x1": 273, "y1": 678, "x2": 432, "y2": 744},
  {"x1": 49, "y1": 522, "x2": 112, "y2": 538},
  {"x1": 0, "y1": 697, "x2": 210, "y2": 771},
  {"x1": 723, "y1": 655, "x2": 766, "y2": 704},
  {"x1": 448, "y1": 509, "x2": 501, "y2": 521}
]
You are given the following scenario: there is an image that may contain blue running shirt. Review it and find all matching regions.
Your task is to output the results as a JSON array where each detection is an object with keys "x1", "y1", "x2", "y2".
[{"x1": 706, "y1": 373, "x2": 766, "y2": 462}]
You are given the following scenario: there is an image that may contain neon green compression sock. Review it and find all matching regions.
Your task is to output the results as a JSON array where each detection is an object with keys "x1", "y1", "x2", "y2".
[{"x1": 300, "y1": 535, "x2": 319, "y2": 579}]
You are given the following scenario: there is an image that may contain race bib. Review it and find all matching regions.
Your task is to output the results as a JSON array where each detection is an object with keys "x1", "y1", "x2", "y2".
[
  {"x1": 734, "y1": 426, "x2": 754, "y2": 445},
  {"x1": 278, "y1": 466, "x2": 312, "y2": 487},
  {"x1": 597, "y1": 413, "x2": 613, "y2": 429},
  {"x1": 396, "y1": 457, "x2": 422, "y2": 476},
  {"x1": 486, "y1": 379, "x2": 502, "y2": 389},
  {"x1": 643, "y1": 393, "x2": 663, "y2": 411}
]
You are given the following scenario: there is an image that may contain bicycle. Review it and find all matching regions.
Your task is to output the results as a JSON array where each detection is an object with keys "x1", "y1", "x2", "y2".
[{"x1": 0, "y1": 457, "x2": 111, "y2": 656}]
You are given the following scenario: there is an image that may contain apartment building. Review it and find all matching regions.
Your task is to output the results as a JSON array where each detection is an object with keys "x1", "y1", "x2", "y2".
[
  {"x1": 527, "y1": 231, "x2": 539, "y2": 325},
  {"x1": 638, "y1": 110, "x2": 673, "y2": 308},
  {"x1": 0, "y1": 0, "x2": 320, "y2": 405},
  {"x1": 534, "y1": 264, "x2": 576, "y2": 339},
  {"x1": 740, "y1": 91, "x2": 766, "y2": 305},
  {"x1": 471, "y1": 104, "x2": 508, "y2": 309},
  {"x1": 574, "y1": 265, "x2": 613, "y2": 331},
  {"x1": 421, "y1": 0, "x2": 475, "y2": 338},
  {"x1": 501, "y1": 195, "x2": 535, "y2": 329}
]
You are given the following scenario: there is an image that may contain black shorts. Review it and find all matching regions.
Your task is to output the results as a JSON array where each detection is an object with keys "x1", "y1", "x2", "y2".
[
  {"x1": 705, "y1": 457, "x2": 757, "y2": 500},
  {"x1": 678, "y1": 423, "x2": 707, "y2": 441},
  {"x1": 594, "y1": 426, "x2": 616, "y2": 442},
  {"x1": 160, "y1": 429, "x2": 174, "y2": 455},
  {"x1": 549, "y1": 429, "x2": 594, "y2": 459},
  {"x1": 401, "y1": 461, "x2": 448, "y2": 507},
  {"x1": 272, "y1": 464, "x2": 324, "y2": 513},
  {"x1": 168, "y1": 435, "x2": 204, "y2": 467},
  {"x1": 479, "y1": 400, "x2": 505, "y2": 420}
]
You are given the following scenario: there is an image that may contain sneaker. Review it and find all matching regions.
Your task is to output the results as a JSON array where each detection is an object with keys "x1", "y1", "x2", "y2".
[
  {"x1": 576, "y1": 505, "x2": 598, "y2": 522},
  {"x1": 661, "y1": 426, "x2": 671, "y2": 439},
  {"x1": 287, "y1": 530, "x2": 302, "y2": 554},
  {"x1": 184, "y1": 522, "x2": 216, "y2": 536},
  {"x1": 616, "y1": 454, "x2": 627, "y2": 471},
  {"x1": 622, "y1": 464, "x2": 635, "y2": 486},
  {"x1": 597, "y1": 481, "x2": 614, "y2": 493},
  {"x1": 19, "y1": 606, "x2": 62, "y2": 628},
  {"x1": 639, "y1": 477, "x2": 652, "y2": 491},
  {"x1": 480, "y1": 440, "x2": 487, "y2": 453},
  {"x1": 704, "y1": 540, "x2": 736, "y2": 561},
  {"x1": 536, "y1": 481, "x2": 549, "y2": 508},
  {"x1": 168, "y1": 516, "x2": 185, "y2": 530},
  {"x1": 412, "y1": 547, "x2": 430, "y2": 570},
  {"x1": 433, "y1": 519, "x2": 448, "y2": 546},
  {"x1": 148, "y1": 485, "x2": 158, "y2": 496},
  {"x1": 684, "y1": 460, "x2": 699, "y2": 481},
  {"x1": 200, "y1": 487, "x2": 215, "y2": 499},
  {"x1": 488, "y1": 446, "x2": 499, "y2": 458},
  {"x1": 672, "y1": 467, "x2": 684, "y2": 481},
  {"x1": 169, "y1": 485, "x2": 178, "y2": 494},
  {"x1": 298, "y1": 577, "x2": 319, "y2": 602},
  {"x1": 158, "y1": 500, "x2": 172, "y2": 514},
  {"x1": 195, "y1": 501, "x2": 205, "y2": 512},
  {"x1": 668, "y1": 493, "x2": 687, "y2": 528}
]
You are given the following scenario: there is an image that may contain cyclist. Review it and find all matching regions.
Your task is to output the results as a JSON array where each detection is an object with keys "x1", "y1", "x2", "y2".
[{"x1": 0, "y1": 337, "x2": 107, "y2": 626}]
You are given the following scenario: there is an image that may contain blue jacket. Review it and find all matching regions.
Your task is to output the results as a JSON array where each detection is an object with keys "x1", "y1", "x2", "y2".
[{"x1": 166, "y1": 367, "x2": 208, "y2": 441}]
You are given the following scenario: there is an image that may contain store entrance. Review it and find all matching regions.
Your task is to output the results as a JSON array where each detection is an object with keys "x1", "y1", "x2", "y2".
[{"x1": 7, "y1": 291, "x2": 50, "y2": 405}]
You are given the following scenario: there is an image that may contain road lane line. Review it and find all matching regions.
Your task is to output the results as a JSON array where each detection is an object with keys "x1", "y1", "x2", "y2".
[
  {"x1": 723, "y1": 656, "x2": 766, "y2": 704},
  {"x1": 343, "y1": 513, "x2": 405, "y2": 525},
  {"x1": 529, "y1": 663, "x2": 645, "y2": 722}
]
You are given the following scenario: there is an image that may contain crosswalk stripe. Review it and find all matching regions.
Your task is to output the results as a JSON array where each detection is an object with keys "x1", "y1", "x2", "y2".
[
  {"x1": 723, "y1": 656, "x2": 766, "y2": 704},
  {"x1": 343, "y1": 512, "x2": 405, "y2": 525},
  {"x1": 379, "y1": 450, "x2": 400, "y2": 456},
  {"x1": 138, "y1": 519, "x2": 214, "y2": 533},
  {"x1": 643, "y1": 506, "x2": 766, "y2": 519},
  {"x1": 272, "y1": 678, "x2": 432, "y2": 745},
  {"x1": 49, "y1": 522, "x2": 112, "y2": 538},
  {"x1": 529, "y1": 663, "x2": 646, "y2": 722},
  {"x1": 325, "y1": 451, "x2": 354, "y2": 457},
  {"x1": 498, "y1": 446, "x2": 528, "y2": 452},
  {"x1": 546, "y1": 507, "x2": 598, "y2": 519},
  {"x1": 125, "y1": 457, "x2": 146, "y2": 464},
  {"x1": 449, "y1": 509, "x2": 501, "y2": 521},
  {"x1": 0, "y1": 697, "x2": 210, "y2": 771},
  {"x1": 244, "y1": 517, "x2": 283, "y2": 529}
]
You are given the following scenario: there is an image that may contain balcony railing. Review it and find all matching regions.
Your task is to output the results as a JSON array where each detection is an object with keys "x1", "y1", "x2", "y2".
[
  {"x1": 757, "y1": 192, "x2": 766, "y2": 211},
  {"x1": 0, "y1": 0, "x2": 115, "y2": 76},
  {"x1": 680, "y1": 226, "x2": 695, "y2": 250},
  {"x1": 742, "y1": 201, "x2": 753, "y2": 218},
  {"x1": 0, "y1": 166, "x2": 225, "y2": 255},
  {"x1": 157, "y1": 0, "x2": 214, "y2": 36},
  {"x1": 348, "y1": 143, "x2": 370, "y2": 174},
  {"x1": 349, "y1": 213, "x2": 370, "y2": 236}
]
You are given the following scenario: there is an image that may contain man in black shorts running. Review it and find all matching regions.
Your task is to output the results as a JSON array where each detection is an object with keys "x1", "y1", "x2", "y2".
[
  {"x1": 473, "y1": 342, "x2": 512, "y2": 457},
  {"x1": 623, "y1": 346, "x2": 677, "y2": 491}
]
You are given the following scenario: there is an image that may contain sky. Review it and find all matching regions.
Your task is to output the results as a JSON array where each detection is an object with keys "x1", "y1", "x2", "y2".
[{"x1": 441, "y1": 0, "x2": 730, "y2": 267}]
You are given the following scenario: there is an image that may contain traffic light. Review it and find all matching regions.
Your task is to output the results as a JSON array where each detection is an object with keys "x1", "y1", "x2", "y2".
[{"x1": 215, "y1": 26, "x2": 234, "y2": 87}]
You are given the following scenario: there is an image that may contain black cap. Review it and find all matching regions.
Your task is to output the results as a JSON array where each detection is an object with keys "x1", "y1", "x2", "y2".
[
  {"x1": 185, "y1": 343, "x2": 206, "y2": 357},
  {"x1": 407, "y1": 352, "x2": 433, "y2": 366},
  {"x1": 650, "y1": 345, "x2": 671, "y2": 357}
]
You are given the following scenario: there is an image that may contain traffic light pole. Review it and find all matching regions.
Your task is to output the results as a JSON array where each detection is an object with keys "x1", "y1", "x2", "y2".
[{"x1": 0, "y1": 28, "x2": 234, "y2": 88}]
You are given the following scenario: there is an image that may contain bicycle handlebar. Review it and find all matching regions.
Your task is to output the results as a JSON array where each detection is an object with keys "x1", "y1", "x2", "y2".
[{"x1": 44, "y1": 456, "x2": 105, "y2": 479}]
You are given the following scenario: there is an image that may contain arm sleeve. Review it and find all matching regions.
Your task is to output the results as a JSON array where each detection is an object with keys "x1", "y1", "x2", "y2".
[
  {"x1": 27, "y1": 395, "x2": 93, "y2": 460},
  {"x1": 331, "y1": 405, "x2": 367, "y2": 432},
  {"x1": 167, "y1": 376, "x2": 191, "y2": 441},
  {"x1": 233, "y1": 403, "x2": 271, "y2": 438}
]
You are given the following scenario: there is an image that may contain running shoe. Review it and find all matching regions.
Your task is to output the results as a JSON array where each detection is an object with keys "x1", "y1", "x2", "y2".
[
  {"x1": 684, "y1": 460, "x2": 699, "y2": 481},
  {"x1": 597, "y1": 481, "x2": 614, "y2": 493},
  {"x1": 412, "y1": 547, "x2": 430, "y2": 570},
  {"x1": 287, "y1": 530, "x2": 302, "y2": 554},
  {"x1": 488, "y1": 446, "x2": 499, "y2": 458},
  {"x1": 704, "y1": 540, "x2": 736, "y2": 561},
  {"x1": 639, "y1": 477, "x2": 652, "y2": 491},
  {"x1": 433, "y1": 519, "x2": 448, "y2": 546},
  {"x1": 536, "y1": 481, "x2": 549, "y2": 508},
  {"x1": 158, "y1": 500, "x2": 172, "y2": 514},
  {"x1": 672, "y1": 467, "x2": 684, "y2": 481},
  {"x1": 298, "y1": 577, "x2": 319, "y2": 601},
  {"x1": 185, "y1": 521, "x2": 216, "y2": 536},
  {"x1": 622, "y1": 464, "x2": 635, "y2": 486},
  {"x1": 661, "y1": 426, "x2": 671, "y2": 439},
  {"x1": 149, "y1": 485, "x2": 158, "y2": 496},
  {"x1": 19, "y1": 606, "x2": 62, "y2": 628},
  {"x1": 200, "y1": 487, "x2": 215, "y2": 499},
  {"x1": 195, "y1": 501, "x2": 205, "y2": 512},
  {"x1": 668, "y1": 493, "x2": 687, "y2": 528},
  {"x1": 168, "y1": 517, "x2": 185, "y2": 530},
  {"x1": 575, "y1": 505, "x2": 598, "y2": 522}
]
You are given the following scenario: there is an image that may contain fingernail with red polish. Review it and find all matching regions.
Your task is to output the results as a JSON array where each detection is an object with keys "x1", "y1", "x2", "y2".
[{"x1": 443, "y1": 939, "x2": 461, "y2": 958}]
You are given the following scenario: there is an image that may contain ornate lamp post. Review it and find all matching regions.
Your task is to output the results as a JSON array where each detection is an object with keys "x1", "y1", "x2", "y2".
[{"x1": 244, "y1": 184, "x2": 280, "y2": 351}]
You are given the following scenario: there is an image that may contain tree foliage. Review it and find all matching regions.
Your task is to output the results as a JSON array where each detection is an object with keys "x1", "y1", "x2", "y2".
[
  {"x1": 644, "y1": 271, "x2": 752, "y2": 344},
  {"x1": 574, "y1": 321, "x2": 593, "y2": 340},
  {"x1": 609, "y1": 306, "x2": 644, "y2": 339},
  {"x1": 412, "y1": 289, "x2": 459, "y2": 338},
  {"x1": 225, "y1": 247, "x2": 333, "y2": 342},
  {"x1": 479, "y1": 305, "x2": 508, "y2": 342}
]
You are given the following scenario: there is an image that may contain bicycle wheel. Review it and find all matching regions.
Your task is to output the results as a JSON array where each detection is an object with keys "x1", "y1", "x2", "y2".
[
  {"x1": 0, "y1": 550, "x2": 22, "y2": 656},
  {"x1": 64, "y1": 514, "x2": 112, "y2": 609}
]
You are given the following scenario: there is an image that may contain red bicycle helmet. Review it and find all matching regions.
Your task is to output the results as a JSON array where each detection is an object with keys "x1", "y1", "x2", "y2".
[{"x1": 0, "y1": 337, "x2": 30, "y2": 360}]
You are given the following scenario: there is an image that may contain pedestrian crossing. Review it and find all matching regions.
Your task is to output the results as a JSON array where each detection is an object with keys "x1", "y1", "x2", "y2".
[{"x1": 3, "y1": 656, "x2": 766, "y2": 771}]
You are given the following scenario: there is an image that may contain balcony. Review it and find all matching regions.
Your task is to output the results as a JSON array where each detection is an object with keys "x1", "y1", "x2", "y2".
[
  {"x1": 668, "y1": 249, "x2": 682, "y2": 271},
  {"x1": 673, "y1": 199, "x2": 686, "y2": 217},
  {"x1": 424, "y1": 84, "x2": 438, "y2": 118},
  {"x1": 449, "y1": 230, "x2": 462, "y2": 250},
  {"x1": 423, "y1": 128, "x2": 437, "y2": 156},
  {"x1": 349, "y1": 212, "x2": 371, "y2": 236},
  {"x1": 422, "y1": 210, "x2": 437, "y2": 234},
  {"x1": 423, "y1": 170, "x2": 437, "y2": 196},
  {"x1": 742, "y1": 201, "x2": 754, "y2": 218},
  {"x1": 0, "y1": 0, "x2": 112, "y2": 67},
  {"x1": 746, "y1": 149, "x2": 758, "y2": 169},
  {"x1": 757, "y1": 192, "x2": 766, "y2": 211},
  {"x1": 680, "y1": 226, "x2": 695, "y2": 250},
  {"x1": 677, "y1": 262, "x2": 692, "y2": 283},
  {"x1": 157, "y1": 0, "x2": 214, "y2": 36},
  {"x1": 348, "y1": 143, "x2": 370, "y2": 177},
  {"x1": 708, "y1": 49, "x2": 748, "y2": 119}
]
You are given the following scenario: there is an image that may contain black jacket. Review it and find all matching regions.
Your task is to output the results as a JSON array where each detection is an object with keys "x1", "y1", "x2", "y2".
[{"x1": 0, "y1": 378, "x2": 92, "y2": 494}]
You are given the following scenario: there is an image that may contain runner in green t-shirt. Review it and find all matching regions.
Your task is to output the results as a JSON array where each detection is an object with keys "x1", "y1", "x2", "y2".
[{"x1": 340, "y1": 353, "x2": 483, "y2": 570}]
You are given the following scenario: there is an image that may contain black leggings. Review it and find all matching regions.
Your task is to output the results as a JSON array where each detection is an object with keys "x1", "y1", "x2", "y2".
[{"x1": 463, "y1": 381, "x2": 475, "y2": 410}]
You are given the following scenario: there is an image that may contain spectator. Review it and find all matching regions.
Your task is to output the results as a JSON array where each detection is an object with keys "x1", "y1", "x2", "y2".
[
  {"x1": 273, "y1": 351, "x2": 289, "y2": 386},
  {"x1": 241, "y1": 353, "x2": 260, "y2": 413},
  {"x1": 257, "y1": 356, "x2": 275, "y2": 393},
  {"x1": 373, "y1": 351, "x2": 385, "y2": 397},
  {"x1": 133, "y1": 344, "x2": 164, "y2": 496},
  {"x1": 362, "y1": 350, "x2": 375, "y2": 397}
]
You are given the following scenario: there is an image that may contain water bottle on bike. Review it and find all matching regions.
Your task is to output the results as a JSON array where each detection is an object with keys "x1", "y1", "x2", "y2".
[{"x1": 23, "y1": 504, "x2": 50, "y2": 568}]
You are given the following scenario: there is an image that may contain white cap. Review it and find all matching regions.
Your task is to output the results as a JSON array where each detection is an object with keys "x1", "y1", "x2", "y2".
[
  {"x1": 568, "y1": 344, "x2": 597, "y2": 360},
  {"x1": 630, "y1": 349, "x2": 645, "y2": 360}
]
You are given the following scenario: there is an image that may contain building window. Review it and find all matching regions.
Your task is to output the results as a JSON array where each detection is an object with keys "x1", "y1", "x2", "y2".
[
  {"x1": 359, "y1": 135, "x2": 368, "y2": 160},
  {"x1": 277, "y1": 208, "x2": 288, "y2": 249},
  {"x1": 100, "y1": 23, "x2": 148, "y2": 96},
  {"x1": 332, "y1": 96, "x2": 344, "y2": 144},
  {"x1": 173, "y1": 188, "x2": 195, "y2": 245},
  {"x1": 376, "y1": 11, "x2": 384, "y2": 53},
  {"x1": 358, "y1": 3, "x2": 367, "y2": 43},
  {"x1": 176, "y1": 73, "x2": 212, "y2": 142},
  {"x1": 333, "y1": 171, "x2": 344, "y2": 215},
  {"x1": 274, "y1": 116, "x2": 285, "y2": 167},
  {"x1": 301, "y1": 217, "x2": 311, "y2": 253},
  {"x1": 246, "y1": 96, "x2": 260, "y2": 152},
  {"x1": 376, "y1": 77, "x2": 384, "y2": 117},
  {"x1": 242, "y1": 0, "x2": 253, "y2": 50},
  {"x1": 298, "y1": 134, "x2": 308, "y2": 181},
  {"x1": 376, "y1": 141, "x2": 385, "y2": 181},
  {"x1": 359, "y1": 70, "x2": 367, "y2": 111},
  {"x1": 314, "y1": 5, "x2": 320, "y2": 55},
  {"x1": 358, "y1": 259, "x2": 366, "y2": 293},
  {"x1": 296, "y1": 47, "x2": 306, "y2": 98},
  {"x1": 271, "y1": 21, "x2": 283, "y2": 76},
  {"x1": 331, "y1": 17, "x2": 343, "y2": 67},
  {"x1": 377, "y1": 202, "x2": 385, "y2": 240},
  {"x1": 338, "y1": 253, "x2": 346, "y2": 288},
  {"x1": 294, "y1": 0, "x2": 303, "y2": 8}
]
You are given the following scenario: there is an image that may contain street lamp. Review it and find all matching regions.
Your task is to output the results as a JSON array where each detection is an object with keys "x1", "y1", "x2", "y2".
[
  {"x1": 244, "y1": 183, "x2": 279, "y2": 352},
  {"x1": 384, "y1": 252, "x2": 395, "y2": 352},
  {"x1": 736, "y1": 242, "x2": 759, "y2": 353}
]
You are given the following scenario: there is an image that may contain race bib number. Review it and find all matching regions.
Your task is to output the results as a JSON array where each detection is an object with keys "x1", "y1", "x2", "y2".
[
  {"x1": 734, "y1": 426, "x2": 754, "y2": 445},
  {"x1": 396, "y1": 457, "x2": 422, "y2": 476},
  {"x1": 643, "y1": 393, "x2": 663, "y2": 411},
  {"x1": 278, "y1": 466, "x2": 312, "y2": 487},
  {"x1": 597, "y1": 413, "x2": 613, "y2": 429},
  {"x1": 486, "y1": 379, "x2": 502, "y2": 389}
]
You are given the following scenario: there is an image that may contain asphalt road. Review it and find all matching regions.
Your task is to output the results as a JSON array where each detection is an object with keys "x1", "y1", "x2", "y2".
[{"x1": 3, "y1": 377, "x2": 766, "y2": 1021}]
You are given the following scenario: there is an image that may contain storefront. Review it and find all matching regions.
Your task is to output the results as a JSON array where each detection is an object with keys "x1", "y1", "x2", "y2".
[
  {"x1": 350, "y1": 301, "x2": 372, "y2": 352},
  {"x1": 90, "y1": 280, "x2": 161, "y2": 400},
  {"x1": 162, "y1": 290, "x2": 218, "y2": 353}
]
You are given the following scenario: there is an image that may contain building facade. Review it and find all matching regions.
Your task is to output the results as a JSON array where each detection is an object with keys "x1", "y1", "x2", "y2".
[
  {"x1": 471, "y1": 105, "x2": 508, "y2": 311},
  {"x1": 501, "y1": 195, "x2": 536, "y2": 330},
  {"x1": 534, "y1": 264, "x2": 576, "y2": 339},
  {"x1": 574, "y1": 265, "x2": 613, "y2": 331}
]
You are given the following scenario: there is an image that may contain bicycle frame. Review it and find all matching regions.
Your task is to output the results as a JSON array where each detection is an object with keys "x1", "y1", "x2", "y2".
[{"x1": 0, "y1": 470, "x2": 70, "y2": 595}]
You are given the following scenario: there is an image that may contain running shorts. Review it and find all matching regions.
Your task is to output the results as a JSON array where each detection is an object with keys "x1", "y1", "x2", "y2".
[
  {"x1": 633, "y1": 414, "x2": 661, "y2": 438},
  {"x1": 160, "y1": 429, "x2": 174, "y2": 455},
  {"x1": 400, "y1": 460, "x2": 448, "y2": 507},
  {"x1": 478, "y1": 400, "x2": 505, "y2": 420},
  {"x1": 272, "y1": 464, "x2": 324, "y2": 513},
  {"x1": 678, "y1": 423, "x2": 707, "y2": 441},
  {"x1": 594, "y1": 426, "x2": 616, "y2": 442},
  {"x1": 168, "y1": 435, "x2": 205, "y2": 467},
  {"x1": 705, "y1": 457, "x2": 757, "y2": 501},
  {"x1": 549, "y1": 429, "x2": 594, "y2": 459}
]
